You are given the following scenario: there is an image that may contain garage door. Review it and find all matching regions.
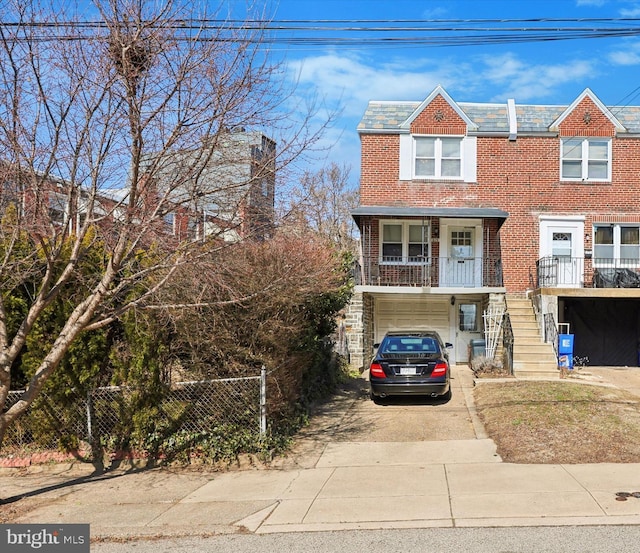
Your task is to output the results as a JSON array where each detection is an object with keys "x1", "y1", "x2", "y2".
[
  {"x1": 565, "y1": 298, "x2": 640, "y2": 366},
  {"x1": 375, "y1": 296, "x2": 451, "y2": 346}
]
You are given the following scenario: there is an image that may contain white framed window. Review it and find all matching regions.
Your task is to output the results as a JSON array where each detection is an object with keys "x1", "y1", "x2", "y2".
[
  {"x1": 561, "y1": 138, "x2": 611, "y2": 181},
  {"x1": 414, "y1": 136, "x2": 462, "y2": 179},
  {"x1": 594, "y1": 224, "x2": 640, "y2": 265},
  {"x1": 458, "y1": 303, "x2": 479, "y2": 331},
  {"x1": 380, "y1": 221, "x2": 430, "y2": 264}
]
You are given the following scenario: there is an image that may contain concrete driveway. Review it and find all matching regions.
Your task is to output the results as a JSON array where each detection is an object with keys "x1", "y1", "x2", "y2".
[
  {"x1": 278, "y1": 363, "x2": 640, "y2": 471},
  {"x1": 277, "y1": 364, "x2": 485, "y2": 469},
  {"x1": 573, "y1": 365, "x2": 640, "y2": 397}
]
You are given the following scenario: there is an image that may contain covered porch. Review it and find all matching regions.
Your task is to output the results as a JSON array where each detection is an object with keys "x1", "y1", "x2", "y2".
[{"x1": 352, "y1": 206, "x2": 509, "y2": 289}]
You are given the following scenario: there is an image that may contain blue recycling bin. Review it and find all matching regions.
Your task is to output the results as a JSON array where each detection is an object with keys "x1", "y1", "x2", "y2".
[{"x1": 558, "y1": 334, "x2": 574, "y2": 369}]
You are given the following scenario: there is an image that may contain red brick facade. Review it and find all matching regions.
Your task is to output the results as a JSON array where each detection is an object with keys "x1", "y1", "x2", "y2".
[{"x1": 357, "y1": 89, "x2": 640, "y2": 293}]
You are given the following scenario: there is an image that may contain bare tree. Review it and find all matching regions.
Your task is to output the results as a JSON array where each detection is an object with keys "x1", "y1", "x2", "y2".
[
  {"x1": 0, "y1": 0, "x2": 333, "y2": 446},
  {"x1": 280, "y1": 162, "x2": 359, "y2": 252}
]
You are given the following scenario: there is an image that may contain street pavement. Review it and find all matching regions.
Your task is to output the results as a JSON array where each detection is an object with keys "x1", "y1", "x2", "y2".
[{"x1": 2, "y1": 365, "x2": 640, "y2": 539}]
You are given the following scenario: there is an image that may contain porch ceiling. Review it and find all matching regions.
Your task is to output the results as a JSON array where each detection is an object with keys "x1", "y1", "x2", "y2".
[{"x1": 351, "y1": 205, "x2": 509, "y2": 227}]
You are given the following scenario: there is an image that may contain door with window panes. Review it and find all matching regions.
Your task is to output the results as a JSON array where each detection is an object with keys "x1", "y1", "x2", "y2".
[
  {"x1": 444, "y1": 227, "x2": 478, "y2": 287},
  {"x1": 539, "y1": 219, "x2": 584, "y2": 287},
  {"x1": 454, "y1": 300, "x2": 482, "y2": 363},
  {"x1": 551, "y1": 232, "x2": 576, "y2": 286}
]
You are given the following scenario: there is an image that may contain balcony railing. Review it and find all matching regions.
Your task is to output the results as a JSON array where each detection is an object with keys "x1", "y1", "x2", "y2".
[
  {"x1": 536, "y1": 256, "x2": 640, "y2": 288},
  {"x1": 354, "y1": 255, "x2": 503, "y2": 287}
]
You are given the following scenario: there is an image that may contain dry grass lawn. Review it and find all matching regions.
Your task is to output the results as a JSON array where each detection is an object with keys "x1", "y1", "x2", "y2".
[{"x1": 474, "y1": 380, "x2": 640, "y2": 463}]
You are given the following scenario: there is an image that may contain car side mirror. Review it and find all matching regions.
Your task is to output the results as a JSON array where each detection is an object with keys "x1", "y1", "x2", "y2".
[{"x1": 444, "y1": 343, "x2": 453, "y2": 349}]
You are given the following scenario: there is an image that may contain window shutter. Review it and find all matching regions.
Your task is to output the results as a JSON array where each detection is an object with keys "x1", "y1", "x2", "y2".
[
  {"x1": 462, "y1": 136, "x2": 477, "y2": 183},
  {"x1": 399, "y1": 134, "x2": 412, "y2": 180}
]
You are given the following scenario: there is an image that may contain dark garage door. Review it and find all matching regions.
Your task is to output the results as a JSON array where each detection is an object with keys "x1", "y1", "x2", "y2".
[{"x1": 564, "y1": 298, "x2": 640, "y2": 366}]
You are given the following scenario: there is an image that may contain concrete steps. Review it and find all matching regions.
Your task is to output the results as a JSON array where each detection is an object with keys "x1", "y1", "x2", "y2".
[{"x1": 507, "y1": 295, "x2": 558, "y2": 379}]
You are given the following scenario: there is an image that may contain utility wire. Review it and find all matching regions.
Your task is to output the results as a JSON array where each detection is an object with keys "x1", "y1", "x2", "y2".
[{"x1": 2, "y1": 18, "x2": 640, "y2": 47}]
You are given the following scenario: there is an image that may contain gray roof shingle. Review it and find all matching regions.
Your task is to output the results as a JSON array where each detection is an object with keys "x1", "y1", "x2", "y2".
[{"x1": 357, "y1": 98, "x2": 640, "y2": 134}]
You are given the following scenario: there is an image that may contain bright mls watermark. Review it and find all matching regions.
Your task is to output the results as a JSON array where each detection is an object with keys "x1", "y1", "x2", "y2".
[{"x1": 1, "y1": 524, "x2": 89, "y2": 552}]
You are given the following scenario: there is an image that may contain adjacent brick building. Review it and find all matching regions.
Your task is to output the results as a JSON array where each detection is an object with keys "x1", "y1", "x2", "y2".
[{"x1": 348, "y1": 85, "x2": 640, "y2": 371}]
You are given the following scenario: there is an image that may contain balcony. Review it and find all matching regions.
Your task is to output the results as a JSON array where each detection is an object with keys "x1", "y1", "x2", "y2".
[
  {"x1": 354, "y1": 255, "x2": 503, "y2": 288},
  {"x1": 536, "y1": 256, "x2": 640, "y2": 288}
]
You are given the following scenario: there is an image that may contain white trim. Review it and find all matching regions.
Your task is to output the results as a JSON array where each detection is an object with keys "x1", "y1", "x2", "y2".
[
  {"x1": 539, "y1": 218, "x2": 585, "y2": 259},
  {"x1": 507, "y1": 98, "x2": 517, "y2": 141},
  {"x1": 413, "y1": 135, "x2": 464, "y2": 180},
  {"x1": 593, "y1": 223, "x2": 640, "y2": 267},
  {"x1": 539, "y1": 214, "x2": 586, "y2": 222},
  {"x1": 439, "y1": 218, "x2": 483, "y2": 287},
  {"x1": 539, "y1": 217, "x2": 585, "y2": 287},
  {"x1": 379, "y1": 219, "x2": 431, "y2": 265},
  {"x1": 399, "y1": 132, "x2": 477, "y2": 183},
  {"x1": 559, "y1": 137, "x2": 612, "y2": 182},
  {"x1": 399, "y1": 133, "x2": 413, "y2": 181},
  {"x1": 462, "y1": 136, "x2": 477, "y2": 183},
  {"x1": 400, "y1": 84, "x2": 478, "y2": 131},
  {"x1": 550, "y1": 88, "x2": 626, "y2": 133}
]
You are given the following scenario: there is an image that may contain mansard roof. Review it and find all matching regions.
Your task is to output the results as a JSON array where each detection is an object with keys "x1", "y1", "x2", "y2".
[{"x1": 357, "y1": 86, "x2": 640, "y2": 135}]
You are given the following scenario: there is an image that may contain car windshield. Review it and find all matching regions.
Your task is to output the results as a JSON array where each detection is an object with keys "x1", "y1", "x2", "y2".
[{"x1": 380, "y1": 336, "x2": 439, "y2": 354}]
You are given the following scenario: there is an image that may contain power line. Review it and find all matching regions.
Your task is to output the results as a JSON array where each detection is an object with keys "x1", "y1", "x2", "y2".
[{"x1": 2, "y1": 18, "x2": 640, "y2": 48}]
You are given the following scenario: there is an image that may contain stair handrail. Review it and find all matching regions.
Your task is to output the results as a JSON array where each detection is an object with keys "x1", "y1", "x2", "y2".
[
  {"x1": 543, "y1": 312, "x2": 558, "y2": 359},
  {"x1": 502, "y1": 312, "x2": 514, "y2": 376}
]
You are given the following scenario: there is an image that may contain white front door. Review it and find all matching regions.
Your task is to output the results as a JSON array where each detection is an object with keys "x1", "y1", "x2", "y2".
[
  {"x1": 443, "y1": 226, "x2": 480, "y2": 287},
  {"x1": 539, "y1": 218, "x2": 585, "y2": 287}
]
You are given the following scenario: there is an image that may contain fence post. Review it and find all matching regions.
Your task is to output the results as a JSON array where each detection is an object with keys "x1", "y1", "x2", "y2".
[{"x1": 260, "y1": 365, "x2": 267, "y2": 436}]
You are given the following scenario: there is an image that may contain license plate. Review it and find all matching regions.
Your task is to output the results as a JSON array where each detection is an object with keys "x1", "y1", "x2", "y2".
[{"x1": 399, "y1": 367, "x2": 417, "y2": 375}]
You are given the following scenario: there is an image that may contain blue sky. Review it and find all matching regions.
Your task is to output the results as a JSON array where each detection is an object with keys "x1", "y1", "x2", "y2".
[{"x1": 236, "y1": 0, "x2": 640, "y2": 183}]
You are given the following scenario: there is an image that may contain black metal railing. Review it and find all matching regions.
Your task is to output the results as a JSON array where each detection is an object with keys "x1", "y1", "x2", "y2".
[
  {"x1": 354, "y1": 255, "x2": 503, "y2": 287},
  {"x1": 502, "y1": 312, "x2": 514, "y2": 375},
  {"x1": 536, "y1": 256, "x2": 640, "y2": 288}
]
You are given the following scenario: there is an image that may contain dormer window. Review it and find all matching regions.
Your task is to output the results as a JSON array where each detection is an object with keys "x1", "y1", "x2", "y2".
[
  {"x1": 561, "y1": 138, "x2": 610, "y2": 181},
  {"x1": 414, "y1": 137, "x2": 462, "y2": 179}
]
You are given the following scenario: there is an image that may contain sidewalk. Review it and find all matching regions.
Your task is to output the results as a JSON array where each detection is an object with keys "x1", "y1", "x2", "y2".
[{"x1": 2, "y1": 366, "x2": 640, "y2": 538}]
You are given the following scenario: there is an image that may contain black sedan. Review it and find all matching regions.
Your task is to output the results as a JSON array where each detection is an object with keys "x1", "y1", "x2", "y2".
[{"x1": 369, "y1": 331, "x2": 453, "y2": 402}]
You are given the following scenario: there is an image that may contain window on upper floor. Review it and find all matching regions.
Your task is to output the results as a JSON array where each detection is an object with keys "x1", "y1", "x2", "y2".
[
  {"x1": 561, "y1": 138, "x2": 611, "y2": 182},
  {"x1": 594, "y1": 224, "x2": 640, "y2": 265},
  {"x1": 399, "y1": 134, "x2": 475, "y2": 182},
  {"x1": 380, "y1": 221, "x2": 430, "y2": 264},
  {"x1": 414, "y1": 137, "x2": 462, "y2": 179}
]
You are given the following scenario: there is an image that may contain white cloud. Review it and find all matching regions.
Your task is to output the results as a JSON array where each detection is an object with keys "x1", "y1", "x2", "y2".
[
  {"x1": 288, "y1": 50, "x2": 599, "y2": 112},
  {"x1": 476, "y1": 53, "x2": 594, "y2": 102},
  {"x1": 609, "y1": 39, "x2": 640, "y2": 65},
  {"x1": 420, "y1": 6, "x2": 449, "y2": 18},
  {"x1": 610, "y1": 49, "x2": 640, "y2": 65},
  {"x1": 287, "y1": 52, "x2": 468, "y2": 118}
]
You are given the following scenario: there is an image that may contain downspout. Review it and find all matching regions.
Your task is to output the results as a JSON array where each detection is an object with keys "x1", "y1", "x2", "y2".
[{"x1": 507, "y1": 98, "x2": 518, "y2": 141}]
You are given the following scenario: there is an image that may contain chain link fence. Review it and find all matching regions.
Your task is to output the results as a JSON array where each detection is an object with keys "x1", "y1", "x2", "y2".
[{"x1": 1, "y1": 368, "x2": 266, "y2": 458}]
